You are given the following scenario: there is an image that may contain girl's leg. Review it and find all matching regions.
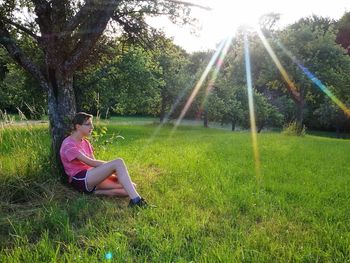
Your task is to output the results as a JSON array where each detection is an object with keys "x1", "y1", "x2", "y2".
[
  {"x1": 86, "y1": 158, "x2": 140, "y2": 199},
  {"x1": 94, "y1": 188, "x2": 128, "y2": 197},
  {"x1": 96, "y1": 174, "x2": 124, "y2": 189},
  {"x1": 94, "y1": 174, "x2": 137, "y2": 197},
  {"x1": 96, "y1": 174, "x2": 137, "y2": 190},
  {"x1": 95, "y1": 175, "x2": 127, "y2": 196}
]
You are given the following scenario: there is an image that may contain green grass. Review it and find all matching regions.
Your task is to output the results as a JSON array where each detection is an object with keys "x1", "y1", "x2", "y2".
[{"x1": 0, "y1": 121, "x2": 350, "y2": 262}]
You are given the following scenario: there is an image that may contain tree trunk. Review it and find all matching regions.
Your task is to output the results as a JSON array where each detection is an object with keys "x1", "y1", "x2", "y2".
[
  {"x1": 46, "y1": 71, "x2": 76, "y2": 179},
  {"x1": 257, "y1": 120, "x2": 264, "y2": 133},
  {"x1": 203, "y1": 109, "x2": 208, "y2": 128},
  {"x1": 335, "y1": 125, "x2": 341, "y2": 138},
  {"x1": 296, "y1": 103, "x2": 303, "y2": 127},
  {"x1": 159, "y1": 98, "x2": 166, "y2": 123},
  {"x1": 231, "y1": 120, "x2": 236, "y2": 131},
  {"x1": 221, "y1": 119, "x2": 225, "y2": 127},
  {"x1": 295, "y1": 96, "x2": 305, "y2": 134},
  {"x1": 295, "y1": 87, "x2": 306, "y2": 134}
]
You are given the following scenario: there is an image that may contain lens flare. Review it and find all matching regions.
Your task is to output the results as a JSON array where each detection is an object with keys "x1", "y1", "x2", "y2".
[
  {"x1": 171, "y1": 37, "x2": 228, "y2": 134},
  {"x1": 145, "y1": 78, "x2": 196, "y2": 145},
  {"x1": 275, "y1": 41, "x2": 350, "y2": 118},
  {"x1": 145, "y1": 35, "x2": 232, "y2": 146},
  {"x1": 162, "y1": 77, "x2": 196, "y2": 124},
  {"x1": 244, "y1": 32, "x2": 261, "y2": 180},
  {"x1": 256, "y1": 28, "x2": 301, "y2": 103},
  {"x1": 197, "y1": 35, "x2": 233, "y2": 120}
]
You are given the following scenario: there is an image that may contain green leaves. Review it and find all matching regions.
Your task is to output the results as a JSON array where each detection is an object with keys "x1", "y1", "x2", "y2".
[{"x1": 75, "y1": 45, "x2": 163, "y2": 117}]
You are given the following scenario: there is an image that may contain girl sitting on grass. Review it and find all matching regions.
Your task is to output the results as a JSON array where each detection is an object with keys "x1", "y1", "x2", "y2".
[{"x1": 60, "y1": 112, "x2": 147, "y2": 208}]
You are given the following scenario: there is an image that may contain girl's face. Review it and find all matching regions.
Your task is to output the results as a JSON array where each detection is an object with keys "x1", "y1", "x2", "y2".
[{"x1": 78, "y1": 118, "x2": 94, "y2": 136}]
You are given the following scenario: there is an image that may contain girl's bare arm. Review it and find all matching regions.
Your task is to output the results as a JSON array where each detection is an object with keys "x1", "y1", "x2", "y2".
[{"x1": 76, "y1": 153, "x2": 106, "y2": 167}]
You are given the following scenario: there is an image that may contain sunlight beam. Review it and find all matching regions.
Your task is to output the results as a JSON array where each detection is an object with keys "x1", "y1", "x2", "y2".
[
  {"x1": 171, "y1": 38, "x2": 228, "y2": 134},
  {"x1": 244, "y1": 31, "x2": 261, "y2": 180},
  {"x1": 197, "y1": 35, "x2": 233, "y2": 120},
  {"x1": 144, "y1": 77, "x2": 196, "y2": 147},
  {"x1": 256, "y1": 28, "x2": 301, "y2": 103}
]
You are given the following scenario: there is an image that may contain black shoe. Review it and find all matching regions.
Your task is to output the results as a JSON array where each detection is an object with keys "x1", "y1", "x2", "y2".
[{"x1": 128, "y1": 197, "x2": 148, "y2": 208}]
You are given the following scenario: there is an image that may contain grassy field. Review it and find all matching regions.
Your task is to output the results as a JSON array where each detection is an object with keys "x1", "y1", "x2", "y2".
[{"x1": 0, "y1": 120, "x2": 350, "y2": 262}]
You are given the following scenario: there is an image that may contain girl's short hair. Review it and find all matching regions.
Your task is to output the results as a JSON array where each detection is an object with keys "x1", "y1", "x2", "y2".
[{"x1": 72, "y1": 112, "x2": 93, "y2": 130}]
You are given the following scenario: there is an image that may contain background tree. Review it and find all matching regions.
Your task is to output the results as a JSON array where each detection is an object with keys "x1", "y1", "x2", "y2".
[
  {"x1": 150, "y1": 37, "x2": 192, "y2": 122},
  {"x1": 272, "y1": 16, "x2": 350, "y2": 130},
  {"x1": 314, "y1": 98, "x2": 350, "y2": 136},
  {"x1": 207, "y1": 83, "x2": 245, "y2": 131},
  {"x1": 336, "y1": 11, "x2": 350, "y2": 55},
  {"x1": 75, "y1": 45, "x2": 163, "y2": 117},
  {"x1": 253, "y1": 91, "x2": 283, "y2": 132},
  {"x1": 162, "y1": 49, "x2": 213, "y2": 122},
  {"x1": 0, "y1": 37, "x2": 45, "y2": 118}
]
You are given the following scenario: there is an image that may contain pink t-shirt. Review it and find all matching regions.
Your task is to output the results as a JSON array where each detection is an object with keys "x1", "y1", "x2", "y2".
[{"x1": 60, "y1": 135, "x2": 94, "y2": 182}]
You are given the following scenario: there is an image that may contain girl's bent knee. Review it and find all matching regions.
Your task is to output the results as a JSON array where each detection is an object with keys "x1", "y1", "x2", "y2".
[{"x1": 113, "y1": 158, "x2": 125, "y2": 168}]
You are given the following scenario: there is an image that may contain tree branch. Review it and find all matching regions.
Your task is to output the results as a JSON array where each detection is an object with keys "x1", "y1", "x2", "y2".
[
  {"x1": 166, "y1": 0, "x2": 212, "y2": 10},
  {"x1": 51, "y1": 0, "x2": 68, "y2": 29},
  {"x1": 63, "y1": 1, "x2": 121, "y2": 72},
  {"x1": 112, "y1": 14, "x2": 152, "y2": 47},
  {"x1": 2, "y1": 17, "x2": 41, "y2": 41},
  {"x1": 31, "y1": 0, "x2": 52, "y2": 35},
  {"x1": 0, "y1": 20, "x2": 47, "y2": 88},
  {"x1": 64, "y1": 0, "x2": 95, "y2": 33},
  {"x1": 118, "y1": 10, "x2": 172, "y2": 17}
]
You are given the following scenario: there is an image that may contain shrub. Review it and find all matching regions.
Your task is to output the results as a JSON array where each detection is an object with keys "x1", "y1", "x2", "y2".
[{"x1": 282, "y1": 121, "x2": 306, "y2": 136}]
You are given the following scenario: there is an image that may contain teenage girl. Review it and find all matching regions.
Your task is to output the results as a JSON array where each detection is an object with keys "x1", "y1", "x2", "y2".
[{"x1": 60, "y1": 112, "x2": 147, "y2": 207}]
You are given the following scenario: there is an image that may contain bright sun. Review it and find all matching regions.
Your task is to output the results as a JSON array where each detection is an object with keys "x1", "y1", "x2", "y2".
[
  {"x1": 205, "y1": 0, "x2": 266, "y2": 37},
  {"x1": 148, "y1": 0, "x2": 350, "y2": 52}
]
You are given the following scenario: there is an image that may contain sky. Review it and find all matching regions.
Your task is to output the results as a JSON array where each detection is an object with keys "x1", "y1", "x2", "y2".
[{"x1": 147, "y1": 0, "x2": 350, "y2": 52}]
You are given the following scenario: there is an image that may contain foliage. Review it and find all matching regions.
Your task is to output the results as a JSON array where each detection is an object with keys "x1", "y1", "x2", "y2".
[
  {"x1": 336, "y1": 11, "x2": 350, "y2": 55},
  {"x1": 75, "y1": 45, "x2": 164, "y2": 117},
  {"x1": 179, "y1": 50, "x2": 215, "y2": 120},
  {"x1": 274, "y1": 16, "x2": 350, "y2": 125},
  {"x1": 150, "y1": 37, "x2": 192, "y2": 122},
  {"x1": 273, "y1": 95, "x2": 296, "y2": 123},
  {"x1": 207, "y1": 84, "x2": 245, "y2": 130},
  {"x1": 206, "y1": 81, "x2": 283, "y2": 132},
  {"x1": 0, "y1": 49, "x2": 46, "y2": 118},
  {"x1": 314, "y1": 98, "x2": 350, "y2": 132},
  {"x1": 1, "y1": 8, "x2": 350, "y2": 132},
  {"x1": 254, "y1": 91, "x2": 283, "y2": 132}
]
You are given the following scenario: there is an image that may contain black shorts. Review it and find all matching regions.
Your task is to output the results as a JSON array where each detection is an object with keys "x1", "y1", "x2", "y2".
[{"x1": 71, "y1": 170, "x2": 96, "y2": 193}]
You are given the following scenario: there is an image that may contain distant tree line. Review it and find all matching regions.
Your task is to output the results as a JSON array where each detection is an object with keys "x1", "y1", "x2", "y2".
[{"x1": 1, "y1": 12, "x2": 350, "y2": 134}]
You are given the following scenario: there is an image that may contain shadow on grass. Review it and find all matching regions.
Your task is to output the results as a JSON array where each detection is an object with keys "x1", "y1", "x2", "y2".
[
  {"x1": 307, "y1": 130, "x2": 350, "y2": 140},
  {"x1": 0, "y1": 124, "x2": 148, "y2": 252},
  {"x1": 0, "y1": 172, "x2": 129, "y2": 250}
]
